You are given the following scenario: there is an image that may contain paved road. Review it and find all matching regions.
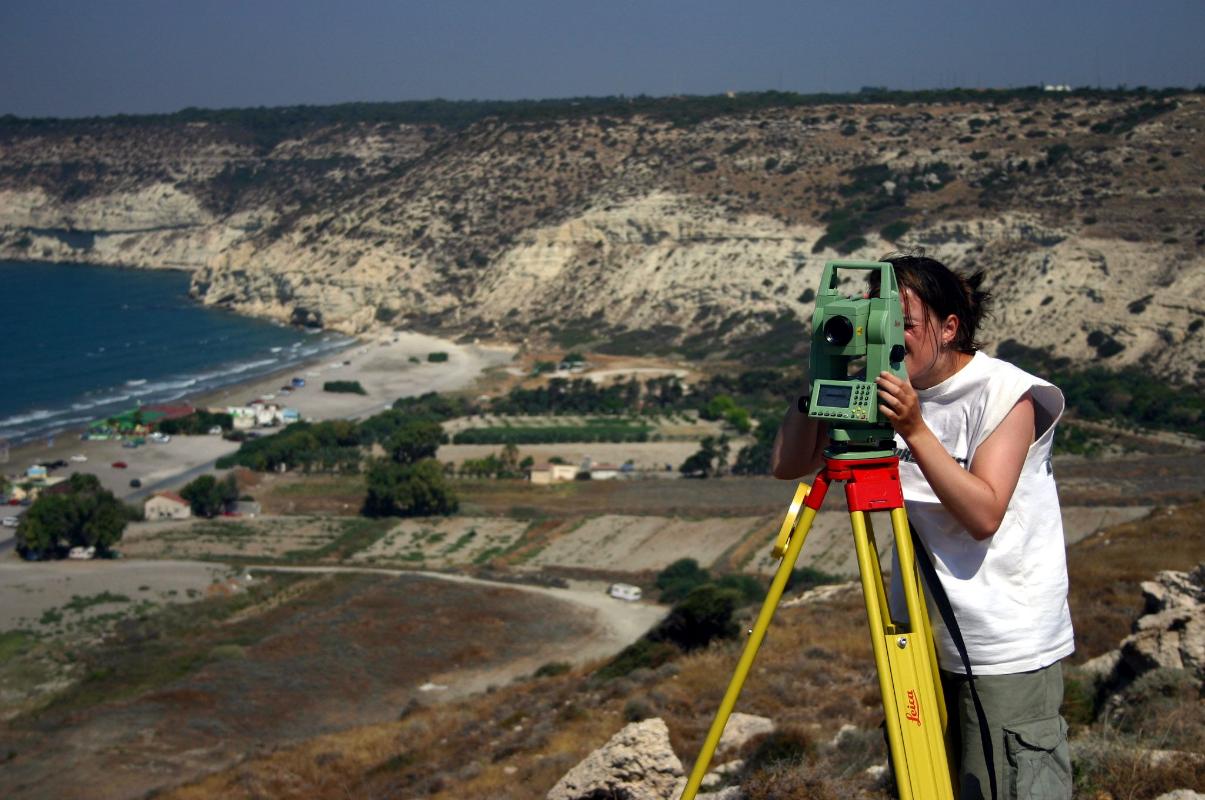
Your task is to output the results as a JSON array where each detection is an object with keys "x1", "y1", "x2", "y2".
[{"x1": 122, "y1": 457, "x2": 221, "y2": 504}]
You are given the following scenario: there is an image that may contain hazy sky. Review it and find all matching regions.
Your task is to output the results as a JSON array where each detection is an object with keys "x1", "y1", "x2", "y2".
[{"x1": 2, "y1": 0, "x2": 1202, "y2": 118}]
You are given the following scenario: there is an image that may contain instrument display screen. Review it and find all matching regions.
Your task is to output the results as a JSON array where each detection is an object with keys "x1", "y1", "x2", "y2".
[{"x1": 817, "y1": 384, "x2": 853, "y2": 408}]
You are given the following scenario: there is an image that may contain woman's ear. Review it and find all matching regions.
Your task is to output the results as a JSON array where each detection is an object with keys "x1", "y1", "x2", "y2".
[{"x1": 941, "y1": 314, "x2": 959, "y2": 347}]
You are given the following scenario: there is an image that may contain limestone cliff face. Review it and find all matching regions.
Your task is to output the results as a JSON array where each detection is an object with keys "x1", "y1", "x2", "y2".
[{"x1": 1, "y1": 96, "x2": 1202, "y2": 379}]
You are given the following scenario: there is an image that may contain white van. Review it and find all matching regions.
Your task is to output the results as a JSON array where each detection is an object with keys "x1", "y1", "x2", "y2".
[{"x1": 608, "y1": 583, "x2": 643, "y2": 602}]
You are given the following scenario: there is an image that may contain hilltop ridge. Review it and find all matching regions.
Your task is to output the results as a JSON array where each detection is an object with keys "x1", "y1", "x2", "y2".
[{"x1": 1, "y1": 90, "x2": 1202, "y2": 380}]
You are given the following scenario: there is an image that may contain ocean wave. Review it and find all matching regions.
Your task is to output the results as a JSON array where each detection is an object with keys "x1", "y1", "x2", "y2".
[
  {"x1": 0, "y1": 408, "x2": 58, "y2": 428},
  {"x1": 3, "y1": 334, "x2": 357, "y2": 445}
]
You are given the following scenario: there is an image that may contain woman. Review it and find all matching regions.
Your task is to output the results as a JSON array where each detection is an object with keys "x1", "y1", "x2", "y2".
[{"x1": 771, "y1": 254, "x2": 1074, "y2": 799}]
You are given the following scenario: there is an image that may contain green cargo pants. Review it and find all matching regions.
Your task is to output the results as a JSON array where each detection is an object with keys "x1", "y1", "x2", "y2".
[{"x1": 941, "y1": 661, "x2": 1073, "y2": 800}]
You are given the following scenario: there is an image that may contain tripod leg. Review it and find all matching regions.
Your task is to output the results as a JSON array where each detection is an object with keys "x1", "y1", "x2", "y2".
[
  {"x1": 678, "y1": 479, "x2": 828, "y2": 800},
  {"x1": 862, "y1": 514, "x2": 893, "y2": 628},
  {"x1": 890, "y1": 507, "x2": 948, "y2": 732},
  {"x1": 852, "y1": 508, "x2": 953, "y2": 800}
]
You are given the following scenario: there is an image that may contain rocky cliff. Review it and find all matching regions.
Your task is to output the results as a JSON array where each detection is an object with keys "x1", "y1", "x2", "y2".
[{"x1": 1, "y1": 92, "x2": 1202, "y2": 380}]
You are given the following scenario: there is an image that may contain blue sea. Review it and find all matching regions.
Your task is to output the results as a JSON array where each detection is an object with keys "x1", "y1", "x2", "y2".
[{"x1": 0, "y1": 260, "x2": 354, "y2": 445}]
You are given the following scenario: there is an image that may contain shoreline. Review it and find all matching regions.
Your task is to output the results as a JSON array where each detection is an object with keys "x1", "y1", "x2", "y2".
[{"x1": 4, "y1": 331, "x2": 516, "y2": 503}]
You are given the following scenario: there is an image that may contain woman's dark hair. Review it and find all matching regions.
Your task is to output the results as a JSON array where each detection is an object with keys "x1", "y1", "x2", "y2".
[{"x1": 874, "y1": 252, "x2": 992, "y2": 353}]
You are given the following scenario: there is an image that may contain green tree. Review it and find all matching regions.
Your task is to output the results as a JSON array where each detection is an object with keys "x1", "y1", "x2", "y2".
[
  {"x1": 679, "y1": 435, "x2": 730, "y2": 478},
  {"x1": 16, "y1": 474, "x2": 128, "y2": 558},
  {"x1": 180, "y1": 474, "x2": 239, "y2": 518},
  {"x1": 732, "y1": 414, "x2": 781, "y2": 475},
  {"x1": 652, "y1": 584, "x2": 742, "y2": 651},
  {"x1": 655, "y1": 558, "x2": 711, "y2": 603},
  {"x1": 386, "y1": 418, "x2": 446, "y2": 465},
  {"x1": 363, "y1": 458, "x2": 458, "y2": 517}
]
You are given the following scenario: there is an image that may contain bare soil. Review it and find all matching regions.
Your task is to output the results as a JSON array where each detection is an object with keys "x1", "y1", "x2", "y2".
[{"x1": 0, "y1": 571, "x2": 661, "y2": 800}]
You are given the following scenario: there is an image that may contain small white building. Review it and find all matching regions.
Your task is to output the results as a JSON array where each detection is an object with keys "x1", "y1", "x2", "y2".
[
  {"x1": 528, "y1": 463, "x2": 579, "y2": 485},
  {"x1": 144, "y1": 491, "x2": 192, "y2": 521},
  {"x1": 589, "y1": 463, "x2": 621, "y2": 481}
]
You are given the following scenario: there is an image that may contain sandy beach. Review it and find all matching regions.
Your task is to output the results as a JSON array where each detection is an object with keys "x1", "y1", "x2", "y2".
[{"x1": 2, "y1": 331, "x2": 515, "y2": 505}]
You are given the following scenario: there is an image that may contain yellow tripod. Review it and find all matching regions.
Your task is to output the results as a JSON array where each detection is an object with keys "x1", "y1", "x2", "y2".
[{"x1": 679, "y1": 454, "x2": 954, "y2": 800}]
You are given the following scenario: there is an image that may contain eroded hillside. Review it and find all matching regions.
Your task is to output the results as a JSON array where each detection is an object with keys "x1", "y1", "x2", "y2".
[{"x1": 1, "y1": 92, "x2": 1202, "y2": 379}]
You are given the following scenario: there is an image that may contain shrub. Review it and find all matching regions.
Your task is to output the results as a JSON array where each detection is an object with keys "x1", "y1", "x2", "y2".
[
  {"x1": 785, "y1": 566, "x2": 843, "y2": 593},
  {"x1": 656, "y1": 558, "x2": 710, "y2": 603},
  {"x1": 652, "y1": 584, "x2": 742, "y2": 651},
  {"x1": 533, "y1": 661, "x2": 571, "y2": 678},
  {"x1": 323, "y1": 380, "x2": 367, "y2": 395},
  {"x1": 593, "y1": 638, "x2": 679, "y2": 682},
  {"x1": 742, "y1": 727, "x2": 815, "y2": 774}
]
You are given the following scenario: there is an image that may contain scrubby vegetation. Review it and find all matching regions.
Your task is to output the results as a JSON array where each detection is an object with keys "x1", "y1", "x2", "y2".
[
  {"x1": 997, "y1": 340, "x2": 1205, "y2": 439},
  {"x1": 156, "y1": 409, "x2": 233, "y2": 435},
  {"x1": 452, "y1": 419, "x2": 652, "y2": 445},
  {"x1": 323, "y1": 380, "x2": 367, "y2": 395},
  {"x1": 15, "y1": 473, "x2": 134, "y2": 559}
]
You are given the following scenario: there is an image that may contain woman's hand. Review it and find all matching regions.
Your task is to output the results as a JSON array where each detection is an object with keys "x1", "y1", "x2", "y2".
[{"x1": 875, "y1": 371, "x2": 924, "y2": 440}]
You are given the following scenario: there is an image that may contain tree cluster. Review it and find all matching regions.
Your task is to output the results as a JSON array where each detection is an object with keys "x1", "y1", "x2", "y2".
[
  {"x1": 16, "y1": 474, "x2": 133, "y2": 559},
  {"x1": 679, "y1": 435, "x2": 730, "y2": 478},
  {"x1": 451, "y1": 421, "x2": 650, "y2": 445},
  {"x1": 362, "y1": 418, "x2": 457, "y2": 518},
  {"x1": 323, "y1": 380, "x2": 367, "y2": 395},
  {"x1": 179, "y1": 473, "x2": 240, "y2": 518},
  {"x1": 156, "y1": 409, "x2": 233, "y2": 435},
  {"x1": 216, "y1": 420, "x2": 362, "y2": 472}
]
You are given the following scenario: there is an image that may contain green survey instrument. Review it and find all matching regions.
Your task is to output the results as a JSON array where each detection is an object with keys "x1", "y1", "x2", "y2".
[
  {"x1": 678, "y1": 261, "x2": 954, "y2": 800},
  {"x1": 808, "y1": 260, "x2": 907, "y2": 456}
]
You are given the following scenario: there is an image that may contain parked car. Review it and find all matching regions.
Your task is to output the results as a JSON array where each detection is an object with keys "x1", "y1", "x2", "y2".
[
  {"x1": 148, "y1": 432, "x2": 170, "y2": 443},
  {"x1": 111, "y1": 461, "x2": 127, "y2": 469},
  {"x1": 129, "y1": 478, "x2": 142, "y2": 488},
  {"x1": 2, "y1": 517, "x2": 19, "y2": 528}
]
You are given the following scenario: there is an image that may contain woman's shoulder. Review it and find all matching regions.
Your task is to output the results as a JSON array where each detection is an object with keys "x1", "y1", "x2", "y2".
[{"x1": 975, "y1": 351, "x2": 1065, "y2": 427}]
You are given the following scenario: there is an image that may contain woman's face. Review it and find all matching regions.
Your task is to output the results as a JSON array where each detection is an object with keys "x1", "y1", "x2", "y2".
[{"x1": 901, "y1": 288, "x2": 948, "y2": 389}]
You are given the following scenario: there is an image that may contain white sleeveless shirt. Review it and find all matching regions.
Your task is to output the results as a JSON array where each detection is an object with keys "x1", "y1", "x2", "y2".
[{"x1": 891, "y1": 351, "x2": 1075, "y2": 675}]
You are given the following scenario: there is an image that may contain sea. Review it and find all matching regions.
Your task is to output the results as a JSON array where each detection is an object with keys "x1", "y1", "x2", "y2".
[{"x1": 0, "y1": 260, "x2": 354, "y2": 446}]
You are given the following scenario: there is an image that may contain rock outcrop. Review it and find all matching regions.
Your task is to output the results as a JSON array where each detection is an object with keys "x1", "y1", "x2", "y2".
[
  {"x1": 547, "y1": 713, "x2": 775, "y2": 800},
  {"x1": 546, "y1": 718, "x2": 684, "y2": 800},
  {"x1": 1081, "y1": 564, "x2": 1205, "y2": 689},
  {"x1": 2, "y1": 95, "x2": 1202, "y2": 378}
]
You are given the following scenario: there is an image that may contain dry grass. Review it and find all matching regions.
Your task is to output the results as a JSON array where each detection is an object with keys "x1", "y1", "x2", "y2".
[
  {"x1": 1065, "y1": 500, "x2": 1205, "y2": 664},
  {"x1": 154, "y1": 498, "x2": 1205, "y2": 800}
]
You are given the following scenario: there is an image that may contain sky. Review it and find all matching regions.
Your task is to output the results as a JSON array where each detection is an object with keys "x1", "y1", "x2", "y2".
[{"x1": 2, "y1": 0, "x2": 1202, "y2": 118}]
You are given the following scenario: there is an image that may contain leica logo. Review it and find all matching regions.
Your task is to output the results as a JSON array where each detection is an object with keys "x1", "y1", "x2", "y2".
[{"x1": 905, "y1": 689, "x2": 922, "y2": 726}]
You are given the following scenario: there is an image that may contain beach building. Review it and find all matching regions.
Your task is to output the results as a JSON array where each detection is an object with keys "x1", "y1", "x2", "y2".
[
  {"x1": 528, "y1": 463, "x2": 579, "y2": 485},
  {"x1": 85, "y1": 403, "x2": 195, "y2": 440},
  {"x1": 227, "y1": 404, "x2": 298, "y2": 429},
  {"x1": 144, "y1": 491, "x2": 192, "y2": 521}
]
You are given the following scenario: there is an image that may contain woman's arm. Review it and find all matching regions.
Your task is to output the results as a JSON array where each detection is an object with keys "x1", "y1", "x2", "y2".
[
  {"x1": 876, "y1": 371, "x2": 1035, "y2": 540},
  {"x1": 770, "y1": 390, "x2": 830, "y2": 480}
]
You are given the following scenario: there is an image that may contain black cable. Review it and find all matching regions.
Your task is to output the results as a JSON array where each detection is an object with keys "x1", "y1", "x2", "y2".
[{"x1": 909, "y1": 522, "x2": 998, "y2": 800}]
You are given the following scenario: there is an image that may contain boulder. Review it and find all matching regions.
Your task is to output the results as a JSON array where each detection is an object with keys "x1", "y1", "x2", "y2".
[
  {"x1": 1119, "y1": 565, "x2": 1205, "y2": 681},
  {"x1": 547, "y1": 717, "x2": 684, "y2": 800},
  {"x1": 716, "y1": 712, "x2": 775, "y2": 757}
]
